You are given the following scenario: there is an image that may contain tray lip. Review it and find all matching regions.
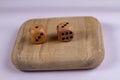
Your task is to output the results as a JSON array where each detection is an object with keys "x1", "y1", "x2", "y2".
[
  {"x1": 11, "y1": 16, "x2": 105, "y2": 71},
  {"x1": 24, "y1": 16, "x2": 99, "y2": 23}
]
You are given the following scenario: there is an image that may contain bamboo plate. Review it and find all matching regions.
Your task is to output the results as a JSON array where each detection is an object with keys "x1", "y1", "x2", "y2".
[{"x1": 11, "y1": 16, "x2": 104, "y2": 71}]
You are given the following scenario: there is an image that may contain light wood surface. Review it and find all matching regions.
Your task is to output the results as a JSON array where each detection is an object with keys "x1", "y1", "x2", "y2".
[{"x1": 11, "y1": 16, "x2": 104, "y2": 71}]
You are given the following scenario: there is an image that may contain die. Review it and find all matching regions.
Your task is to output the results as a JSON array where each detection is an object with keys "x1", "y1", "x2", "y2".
[
  {"x1": 29, "y1": 24, "x2": 47, "y2": 44},
  {"x1": 57, "y1": 22, "x2": 74, "y2": 42}
]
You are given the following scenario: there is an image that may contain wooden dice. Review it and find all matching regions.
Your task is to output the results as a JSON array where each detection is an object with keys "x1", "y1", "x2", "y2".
[
  {"x1": 29, "y1": 24, "x2": 47, "y2": 44},
  {"x1": 57, "y1": 22, "x2": 74, "y2": 42}
]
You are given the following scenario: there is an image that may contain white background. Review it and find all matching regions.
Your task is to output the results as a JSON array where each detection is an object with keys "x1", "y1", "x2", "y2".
[{"x1": 0, "y1": 0, "x2": 120, "y2": 80}]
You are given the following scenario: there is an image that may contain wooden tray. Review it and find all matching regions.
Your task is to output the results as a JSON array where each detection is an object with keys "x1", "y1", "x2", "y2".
[{"x1": 11, "y1": 16, "x2": 104, "y2": 71}]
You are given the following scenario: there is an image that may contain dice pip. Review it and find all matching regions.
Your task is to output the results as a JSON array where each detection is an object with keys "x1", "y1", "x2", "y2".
[
  {"x1": 57, "y1": 22, "x2": 74, "y2": 42},
  {"x1": 29, "y1": 24, "x2": 47, "y2": 44}
]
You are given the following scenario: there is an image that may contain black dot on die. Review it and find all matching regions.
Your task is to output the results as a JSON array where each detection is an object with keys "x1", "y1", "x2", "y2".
[
  {"x1": 62, "y1": 26, "x2": 64, "y2": 28},
  {"x1": 66, "y1": 22, "x2": 69, "y2": 24},
  {"x1": 66, "y1": 32, "x2": 68, "y2": 35},
  {"x1": 40, "y1": 33, "x2": 43, "y2": 36},
  {"x1": 38, "y1": 36, "x2": 41, "y2": 39},
  {"x1": 70, "y1": 36, "x2": 73, "y2": 39},
  {"x1": 62, "y1": 33, "x2": 64, "y2": 36},
  {"x1": 70, "y1": 31, "x2": 72, "y2": 34},
  {"x1": 64, "y1": 24, "x2": 66, "y2": 26},
  {"x1": 35, "y1": 26, "x2": 38, "y2": 28},
  {"x1": 62, "y1": 37, "x2": 65, "y2": 40},
  {"x1": 66, "y1": 37, "x2": 69, "y2": 39},
  {"x1": 36, "y1": 39, "x2": 39, "y2": 42}
]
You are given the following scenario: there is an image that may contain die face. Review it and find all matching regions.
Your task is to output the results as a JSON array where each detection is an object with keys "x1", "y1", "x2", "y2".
[
  {"x1": 29, "y1": 24, "x2": 46, "y2": 44},
  {"x1": 32, "y1": 31, "x2": 46, "y2": 43},
  {"x1": 29, "y1": 25, "x2": 44, "y2": 35},
  {"x1": 57, "y1": 22, "x2": 74, "y2": 42},
  {"x1": 57, "y1": 22, "x2": 70, "y2": 29},
  {"x1": 59, "y1": 30, "x2": 73, "y2": 42}
]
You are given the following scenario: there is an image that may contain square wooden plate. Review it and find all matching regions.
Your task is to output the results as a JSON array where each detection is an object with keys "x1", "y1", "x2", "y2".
[{"x1": 11, "y1": 16, "x2": 104, "y2": 71}]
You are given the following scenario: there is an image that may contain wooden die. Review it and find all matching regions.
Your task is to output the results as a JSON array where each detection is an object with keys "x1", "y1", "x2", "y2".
[
  {"x1": 29, "y1": 24, "x2": 47, "y2": 44},
  {"x1": 57, "y1": 22, "x2": 74, "y2": 42}
]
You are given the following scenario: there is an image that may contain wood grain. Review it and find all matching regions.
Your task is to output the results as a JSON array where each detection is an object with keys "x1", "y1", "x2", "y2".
[{"x1": 11, "y1": 16, "x2": 104, "y2": 71}]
